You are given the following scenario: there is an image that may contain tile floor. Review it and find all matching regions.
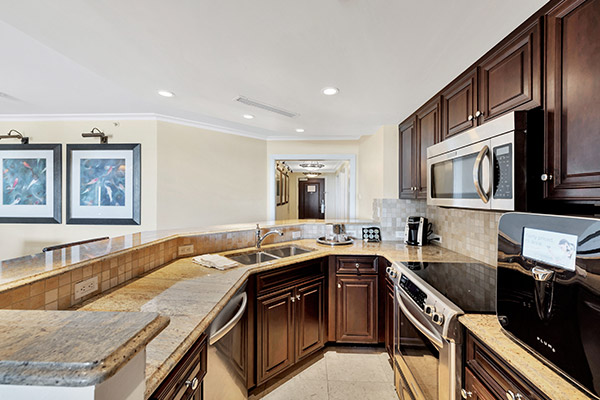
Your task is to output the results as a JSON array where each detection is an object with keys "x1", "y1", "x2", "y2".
[{"x1": 250, "y1": 346, "x2": 397, "y2": 400}]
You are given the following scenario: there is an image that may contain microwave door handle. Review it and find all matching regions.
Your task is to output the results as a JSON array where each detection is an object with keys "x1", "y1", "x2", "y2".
[
  {"x1": 396, "y1": 289, "x2": 444, "y2": 349},
  {"x1": 473, "y1": 145, "x2": 490, "y2": 203}
]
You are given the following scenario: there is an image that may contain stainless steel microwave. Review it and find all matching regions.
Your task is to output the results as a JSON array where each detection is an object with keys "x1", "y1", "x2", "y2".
[{"x1": 427, "y1": 111, "x2": 527, "y2": 211}]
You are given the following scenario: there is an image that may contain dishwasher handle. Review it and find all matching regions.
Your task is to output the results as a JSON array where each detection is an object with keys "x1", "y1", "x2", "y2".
[{"x1": 209, "y1": 293, "x2": 247, "y2": 346}]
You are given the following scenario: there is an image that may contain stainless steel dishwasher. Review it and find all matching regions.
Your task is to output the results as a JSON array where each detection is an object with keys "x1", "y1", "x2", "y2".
[{"x1": 204, "y1": 283, "x2": 248, "y2": 400}]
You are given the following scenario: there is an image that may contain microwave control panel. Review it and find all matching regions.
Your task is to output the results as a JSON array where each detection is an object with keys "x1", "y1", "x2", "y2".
[{"x1": 493, "y1": 143, "x2": 513, "y2": 199}]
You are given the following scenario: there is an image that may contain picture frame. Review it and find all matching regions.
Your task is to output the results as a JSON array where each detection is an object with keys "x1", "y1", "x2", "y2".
[
  {"x1": 0, "y1": 144, "x2": 62, "y2": 224},
  {"x1": 276, "y1": 167, "x2": 282, "y2": 206},
  {"x1": 67, "y1": 143, "x2": 141, "y2": 225}
]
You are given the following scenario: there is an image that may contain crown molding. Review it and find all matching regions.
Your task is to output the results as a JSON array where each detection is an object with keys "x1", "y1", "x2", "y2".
[{"x1": 0, "y1": 113, "x2": 368, "y2": 141}]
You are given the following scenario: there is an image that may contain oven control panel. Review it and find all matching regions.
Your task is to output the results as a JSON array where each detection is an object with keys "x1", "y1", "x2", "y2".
[{"x1": 399, "y1": 274, "x2": 427, "y2": 310}]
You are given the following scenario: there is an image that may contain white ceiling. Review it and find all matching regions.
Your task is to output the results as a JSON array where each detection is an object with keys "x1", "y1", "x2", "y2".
[
  {"x1": 282, "y1": 160, "x2": 346, "y2": 173},
  {"x1": 0, "y1": 0, "x2": 547, "y2": 140}
]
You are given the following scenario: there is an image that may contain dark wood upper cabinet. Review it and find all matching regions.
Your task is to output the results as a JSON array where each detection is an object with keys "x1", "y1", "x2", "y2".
[
  {"x1": 399, "y1": 117, "x2": 416, "y2": 199},
  {"x1": 335, "y1": 275, "x2": 378, "y2": 343},
  {"x1": 544, "y1": 0, "x2": 600, "y2": 201},
  {"x1": 441, "y1": 68, "x2": 478, "y2": 139},
  {"x1": 256, "y1": 288, "x2": 295, "y2": 384},
  {"x1": 295, "y1": 279, "x2": 325, "y2": 360},
  {"x1": 415, "y1": 98, "x2": 440, "y2": 198},
  {"x1": 479, "y1": 20, "x2": 541, "y2": 123}
]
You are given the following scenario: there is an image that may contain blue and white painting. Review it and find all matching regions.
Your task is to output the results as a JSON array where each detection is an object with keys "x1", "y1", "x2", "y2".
[
  {"x1": 79, "y1": 158, "x2": 126, "y2": 206},
  {"x1": 2, "y1": 158, "x2": 47, "y2": 206}
]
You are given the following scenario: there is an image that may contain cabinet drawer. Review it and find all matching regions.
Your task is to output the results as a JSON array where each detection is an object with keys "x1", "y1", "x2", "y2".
[
  {"x1": 150, "y1": 334, "x2": 207, "y2": 400},
  {"x1": 466, "y1": 333, "x2": 548, "y2": 400},
  {"x1": 257, "y1": 258, "x2": 324, "y2": 295},
  {"x1": 335, "y1": 256, "x2": 378, "y2": 274}
]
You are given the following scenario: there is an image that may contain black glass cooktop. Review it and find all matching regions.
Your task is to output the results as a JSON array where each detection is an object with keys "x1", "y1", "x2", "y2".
[{"x1": 401, "y1": 261, "x2": 496, "y2": 313}]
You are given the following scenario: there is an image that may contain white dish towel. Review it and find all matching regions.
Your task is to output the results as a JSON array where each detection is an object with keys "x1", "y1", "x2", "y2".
[{"x1": 192, "y1": 254, "x2": 239, "y2": 270}]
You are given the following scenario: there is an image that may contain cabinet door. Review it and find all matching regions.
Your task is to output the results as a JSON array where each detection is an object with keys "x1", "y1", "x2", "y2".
[
  {"x1": 544, "y1": 0, "x2": 600, "y2": 201},
  {"x1": 464, "y1": 368, "x2": 496, "y2": 400},
  {"x1": 336, "y1": 275, "x2": 378, "y2": 343},
  {"x1": 415, "y1": 98, "x2": 440, "y2": 198},
  {"x1": 399, "y1": 117, "x2": 416, "y2": 199},
  {"x1": 295, "y1": 279, "x2": 325, "y2": 360},
  {"x1": 257, "y1": 289, "x2": 294, "y2": 384},
  {"x1": 384, "y1": 278, "x2": 394, "y2": 358},
  {"x1": 441, "y1": 69, "x2": 478, "y2": 139},
  {"x1": 479, "y1": 21, "x2": 541, "y2": 122}
]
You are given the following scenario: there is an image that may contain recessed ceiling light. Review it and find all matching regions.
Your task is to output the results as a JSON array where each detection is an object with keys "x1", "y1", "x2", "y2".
[
  {"x1": 157, "y1": 90, "x2": 175, "y2": 98},
  {"x1": 243, "y1": 114, "x2": 255, "y2": 119},
  {"x1": 296, "y1": 128, "x2": 305, "y2": 133},
  {"x1": 322, "y1": 87, "x2": 339, "y2": 96}
]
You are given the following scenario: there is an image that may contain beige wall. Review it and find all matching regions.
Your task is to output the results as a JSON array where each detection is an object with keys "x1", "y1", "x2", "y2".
[
  {"x1": 0, "y1": 119, "x2": 158, "y2": 260},
  {"x1": 357, "y1": 125, "x2": 398, "y2": 219},
  {"x1": 156, "y1": 121, "x2": 267, "y2": 230}
]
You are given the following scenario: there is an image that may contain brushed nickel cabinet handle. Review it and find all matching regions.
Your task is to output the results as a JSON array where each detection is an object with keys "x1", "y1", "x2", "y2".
[
  {"x1": 541, "y1": 173, "x2": 553, "y2": 182},
  {"x1": 296, "y1": 294, "x2": 301, "y2": 301},
  {"x1": 475, "y1": 110, "x2": 483, "y2": 117},
  {"x1": 185, "y1": 377, "x2": 199, "y2": 390},
  {"x1": 337, "y1": 283, "x2": 341, "y2": 289},
  {"x1": 461, "y1": 389, "x2": 472, "y2": 399},
  {"x1": 291, "y1": 296, "x2": 295, "y2": 303},
  {"x1": 468, "y1": 115, "x2": 474, "y2": 121}
]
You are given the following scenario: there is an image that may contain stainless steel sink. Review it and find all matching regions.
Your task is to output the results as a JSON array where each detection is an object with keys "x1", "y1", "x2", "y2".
[
  {"x1": 226, "y1": 251, "x2": 279, "y2": 265},
  {"x1": 226, "y1": 245, "x2": 313, "y2": 265},
  {"x1": 264, "y1": 245, "x2": 313, "y2": 258}
]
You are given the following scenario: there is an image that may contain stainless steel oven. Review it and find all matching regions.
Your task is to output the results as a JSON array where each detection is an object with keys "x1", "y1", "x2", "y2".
[{"x1": 427, "y1": 111, "x2": 527, "y2": 211}]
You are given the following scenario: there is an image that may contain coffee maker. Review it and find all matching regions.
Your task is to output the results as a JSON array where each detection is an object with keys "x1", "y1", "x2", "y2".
[{"x1": 404, "y1": 216, "x2": 431, "y2": 246}]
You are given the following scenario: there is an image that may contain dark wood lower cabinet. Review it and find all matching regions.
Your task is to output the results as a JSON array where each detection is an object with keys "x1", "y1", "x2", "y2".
[
  {"x1": 257, "y1": 288, "x2": 295, "y2": 384},
  {"x1": 465, "y1": 331, "x2": 549, "y2": 400},
  {"x1": 150, "y1": 334, "x2": 207, "y2": 400},
  {"x1": 335, "y1": 275, "x2": 378, "y2": 343},
  {"x1": 384, "y1": 277, "x2": 394, "y2": 358},
  {"x1": 296, "y1": 279, "x2": 325, "y2": 360}
]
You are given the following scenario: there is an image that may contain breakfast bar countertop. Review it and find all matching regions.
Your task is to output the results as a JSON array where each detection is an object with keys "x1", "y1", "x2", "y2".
[
  {"x1": 0, "y1": 310, "x2": 169, "y2": 387},
  {"x1": 76, "y1": 239, "x2": 477, "y2": 398}
]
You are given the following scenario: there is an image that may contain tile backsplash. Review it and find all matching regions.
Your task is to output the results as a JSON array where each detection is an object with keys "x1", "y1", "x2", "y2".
[{"x1": 374, "y1": 199, "x2": 501, "y2": 266}]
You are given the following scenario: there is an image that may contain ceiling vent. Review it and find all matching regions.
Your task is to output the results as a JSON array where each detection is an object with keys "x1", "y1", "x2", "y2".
[{"x1": 234, "y1": 96, "x2": 299, "y2": 118}]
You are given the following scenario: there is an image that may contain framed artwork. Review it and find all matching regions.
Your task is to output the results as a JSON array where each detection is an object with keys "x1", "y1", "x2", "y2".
[
  {"x1": 0, "y1": 144, "x2": 61, "y2": 223},
  {"x1": 67, "y1": 143, "x2": 141, "y2": 225},
  {"x1": 276, "y1": 168, "x2": 282, "y2": 205}
]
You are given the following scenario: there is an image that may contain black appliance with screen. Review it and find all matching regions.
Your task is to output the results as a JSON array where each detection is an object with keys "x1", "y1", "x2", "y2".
[{"x1": 497, "y1": 213, "x2": 600, "y2": 399}]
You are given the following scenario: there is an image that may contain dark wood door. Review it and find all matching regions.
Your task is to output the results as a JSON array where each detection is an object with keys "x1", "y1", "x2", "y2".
[
  {"x1": 257, "y1": 289, "x2": 294, "y2": 384},
  {"x1": 464, "y1": 368, "x2": 496, "y2": 400},
  {"x1": 544, "y1": 0, "x2": 600, "y2": 201},
  {"x1": 295, "y1": 279, "x2": 325, "y2": 360},
  {"x1": 479, "y1": 20, "x2": 541, "y2": 123},
  {"x1": 336, "y1": 275, "x2": 378, "y2": 343},
  {"x1": 441, "y1": 68, "x2": 478, "y2": 139},
  {"x1": 298, "y1": 178, "x2": 325, "y2": 219},
  {"x1": 399, "y1": 117, "x2": 416, "y2": 199},
  {"x1": 415, "y1": 98, "x2": 440, "y2": 198}
]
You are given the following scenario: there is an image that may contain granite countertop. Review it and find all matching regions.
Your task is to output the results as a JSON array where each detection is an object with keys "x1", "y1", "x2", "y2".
[
  {"x1": 0, "y1": 310, "x2": 169, "y2": 387},
  {"x1": 459, "y1": 314, "x2": 594, "y2": 400},
  {"x1": 0, "y1": 219, "x2": 372, "y2": 291},
  {"x1": 76, "y1": 239, "x2": 476, "y2": 398}
]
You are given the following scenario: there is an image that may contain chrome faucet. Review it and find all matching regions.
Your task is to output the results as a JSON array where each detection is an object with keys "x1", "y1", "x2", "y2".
[{"x1": 256, "y1": 224, "x2": 283, "y2": 249}]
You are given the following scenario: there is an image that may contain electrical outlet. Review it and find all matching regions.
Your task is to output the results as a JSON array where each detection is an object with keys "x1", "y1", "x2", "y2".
[
  {"x1": 178, "y1": 244, "x2": 194, "y2": 256},
  {"x1": 429, "y1": 234, "x2": 442, "y2": 244},
  {"x1": 395, "y1": 231, "x2": 405, "y2": 240},
  {"x1": 292, "y1": 231, "x2": 301, "y2": 239},
  {"x1": 74, "y1": 276, "x2": 99, "y2": 300}
]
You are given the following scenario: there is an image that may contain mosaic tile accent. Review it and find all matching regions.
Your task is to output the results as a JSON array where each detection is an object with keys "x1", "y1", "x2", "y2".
[{"x1": 373, "y1": 199, "x2": 501, "y2": 266}]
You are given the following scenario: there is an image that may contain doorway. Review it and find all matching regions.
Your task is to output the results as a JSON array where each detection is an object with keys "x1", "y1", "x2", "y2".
[{"x1": 298, "y1": 178, "x2": 325, "y2": 219}]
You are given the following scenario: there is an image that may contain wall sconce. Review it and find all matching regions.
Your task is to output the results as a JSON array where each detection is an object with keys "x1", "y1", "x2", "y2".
[
  {"x1": 81, "y1": 127, "x2": 108, "y2": 144},
  {"x1": 0, "y1": 129, "x2": 29, "y2": 144}
]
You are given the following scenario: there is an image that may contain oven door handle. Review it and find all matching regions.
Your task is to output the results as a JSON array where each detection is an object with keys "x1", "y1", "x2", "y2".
[
  {"x1": 397, "y1": 289, "x2": 444, "y2": 349},
  {"x1": 473, "y1": 145, "x2": 490, "y2": 203}
]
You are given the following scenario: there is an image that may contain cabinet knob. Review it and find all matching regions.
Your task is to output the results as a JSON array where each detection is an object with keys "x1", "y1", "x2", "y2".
[
  {"x1": 541, "y1": 173, "x2": 553, "y2": 182},
  {"x1": 468, "y1": 115, "x2": 474, "y2": 121},
  {"x1": 475, "y1": 110, "x2": 483, "y2": 118},
  {"x1": 461, "y1": 389, "x2": 472, "y2": 399},
  {"x1": 296, "y1": 294, "x2": 301, "y2": 301},
  {"x1": 355, "y1": 263, "x2": 360, "y2": 268},
  {"x1": 337, "y1": 283, "x2": 341, "y2": 289},
  {"x1": 291, "y1": 296, "x2": 295, "y2": 303},
  {"x1": 506, "y1": 390, "x2": 523, "y2": 400},
  {"x1": 185, "y1": 377, "x2": 199, "y2": 391}
]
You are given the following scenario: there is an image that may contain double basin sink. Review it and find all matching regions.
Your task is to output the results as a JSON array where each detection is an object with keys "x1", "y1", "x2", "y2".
[{"x1": 226, "y1": 245, "x2": 313, "y2": 265}]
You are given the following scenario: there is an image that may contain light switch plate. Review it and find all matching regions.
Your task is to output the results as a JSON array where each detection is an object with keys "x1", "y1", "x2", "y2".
[
  {"x1": 178, "y1": 244, "x2": 194, "y2": 256},
  {"x1": 74, "y1": 276, "x2": 99, "y2": 300}
]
